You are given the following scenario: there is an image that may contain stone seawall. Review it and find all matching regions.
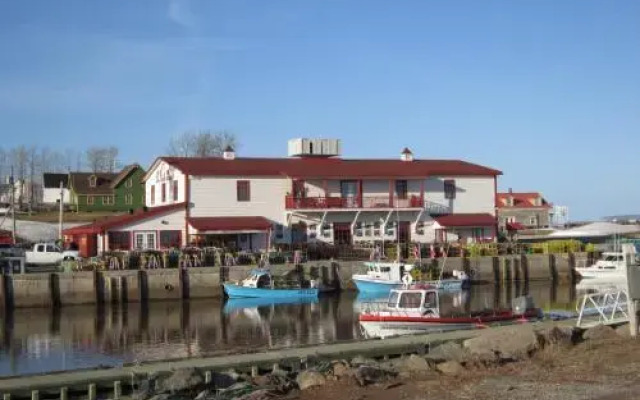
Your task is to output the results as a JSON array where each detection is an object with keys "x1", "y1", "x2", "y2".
[{"x1": 0, "y1": 253, "x2": 582, "y2": 309}]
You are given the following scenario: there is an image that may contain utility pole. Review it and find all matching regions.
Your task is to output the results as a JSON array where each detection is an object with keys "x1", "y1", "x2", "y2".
[
  {"x1": 58, "y1": 180, "x2": 64, "y2": 241},
  {"x1": 10, "y1": 166, "x2": 16, "y2": 245}
]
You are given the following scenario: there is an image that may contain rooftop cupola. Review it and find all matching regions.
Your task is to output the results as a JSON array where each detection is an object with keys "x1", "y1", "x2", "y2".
[
  {"x1": 223, "y1": 146, "x2": 236, "y2": 160},
  {"x1": 400, "y1": 147, "x2": 414, "y2": 162}
]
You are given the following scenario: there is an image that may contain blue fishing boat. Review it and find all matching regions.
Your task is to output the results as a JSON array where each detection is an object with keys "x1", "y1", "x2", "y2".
[
  {"x1": 352, "y1": 262, "x2": 412, "y2": 294},
  {"x1": 223, "y1": 269, "x2": 319, "y2": 299}
]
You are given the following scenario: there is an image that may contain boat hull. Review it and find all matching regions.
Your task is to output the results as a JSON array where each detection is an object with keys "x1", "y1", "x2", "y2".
[
  {"x1": 223, "y1": 284, "x2": 319, "y2": 299},
  {"x1": 575, "y1": 268, "x2": 627, "y2": 280},
  {"x1": 352, "y1": 276, "x2": 401, "y2": 294}
]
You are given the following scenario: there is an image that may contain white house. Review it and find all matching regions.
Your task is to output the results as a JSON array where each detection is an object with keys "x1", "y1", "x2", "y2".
[
  {"x1": 43, "y1": 173, "x2": 70, "y2": 205},
  {"x1": 64, "y1": 139, "x2": 502, "y2": 255}
]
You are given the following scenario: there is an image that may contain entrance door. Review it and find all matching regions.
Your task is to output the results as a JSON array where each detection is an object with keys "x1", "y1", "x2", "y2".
[
  {"x1": 398, "y1": 222, "x2": 411, "y2": 259},
  {"x1": 333, "y1": 223, "x2": 352, "y2": 245}
]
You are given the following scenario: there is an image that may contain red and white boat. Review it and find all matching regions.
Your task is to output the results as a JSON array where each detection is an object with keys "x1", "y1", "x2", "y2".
[{"x1": 358, "y1": 284, "x2": 542, "y2": 339}]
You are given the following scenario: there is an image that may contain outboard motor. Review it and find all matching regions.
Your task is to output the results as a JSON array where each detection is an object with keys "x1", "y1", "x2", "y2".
[{"x1": 511, "y1": 295, "x2": 535, "y2": 315}]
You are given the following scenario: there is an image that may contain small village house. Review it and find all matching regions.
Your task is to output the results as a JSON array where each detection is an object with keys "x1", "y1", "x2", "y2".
[
  {"x1": 68, "y1": 164, "x2": 146, "y2": 213},
  {"x1": 42, "y1": 173, "x2": 70, "y2": 206},
  {"x1": 496, "y1": 189, "x2": 552, "y2": 232},
  {"x1": 64, "y1": 139, "x2": 502, "y2": 257}
]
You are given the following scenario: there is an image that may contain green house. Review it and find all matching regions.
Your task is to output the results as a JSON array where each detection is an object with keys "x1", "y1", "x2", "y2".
[{"x1": 69, "y1": 165, "x2": 145, "y2": 212}]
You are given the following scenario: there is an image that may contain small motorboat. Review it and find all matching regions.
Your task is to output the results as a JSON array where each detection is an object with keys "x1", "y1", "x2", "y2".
[
  {"x1": 353, "y1": 262, "x2": 470, "y2": 294},
  {"x1": 358, "y1": 286, "x2": 541, "y2": 339},
  {"x1": 575, "y1": 244, "x2": 637, "y2": 280},
  {"x1": 223, "y1": 269, "x2": 319, "y2": 299}
]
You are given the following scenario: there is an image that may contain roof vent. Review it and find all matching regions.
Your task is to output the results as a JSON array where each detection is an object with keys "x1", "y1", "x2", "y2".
[
  {"x1": 288, "y1": 138, "x2": 341, "y2": 158},
  {"x1": 400, "y1": 147, "x2": 414, "y2": 162},
  {"x1": 223, "y1": 146, "x2": 236, "y2": 160}
]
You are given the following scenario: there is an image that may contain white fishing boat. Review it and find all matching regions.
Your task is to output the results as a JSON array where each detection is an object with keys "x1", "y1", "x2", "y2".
[
  {"x1": 358, "y1": 285, "x2": 541, "y2": 339},
  {"x1": 574, "y1": 243, "x2": 638, "y2": 280}
]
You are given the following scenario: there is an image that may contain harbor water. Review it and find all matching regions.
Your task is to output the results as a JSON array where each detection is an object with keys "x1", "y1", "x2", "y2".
[{"x1": 0, "y1": 282, "x2": 580, "y2": 377}]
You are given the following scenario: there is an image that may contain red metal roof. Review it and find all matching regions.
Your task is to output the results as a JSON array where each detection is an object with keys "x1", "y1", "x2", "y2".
[
  {"x1": 154, "y1": 157, "x2": 501, "y2": 179},
  {"x1": 189, "y1": 216, "x2": 272, "y2": 232},
  {"x1": 434, "y1": 213, "x2": 496, "y2": 227},
  {"x1": 62, "y1": 203, "x2": 186, "y2": 235},
  {"x1": 496, "y1": 192, "x2": 552, "y2": 209}
]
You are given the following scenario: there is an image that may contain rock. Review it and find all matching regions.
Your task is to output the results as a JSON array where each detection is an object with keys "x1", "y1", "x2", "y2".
[
  {"x1": 463, "y1": 324, "x2": 543, "y2": 362},
  {"x1": 615, "y1": 323, "x2": 631, "y2": 337},
  {"x1": 583, "y1": 325, "x2": 617, "y2": 341},
  {"x1": 148, "y1": 395, "x2": 173, "y2": 400},
  {"x1": 354, "y1": 365, "x2": 397, "y2": 386},
  {"x1": 436, "y1": 361, "x2": 465, "y2": 376},
  {"x1": 332, "y1": 362, "x2": 353, "y2": 378},
  {"x1": 426, "y1": 341, "x2": 469, "y2": 363},
  {"x1": 157, "y1": 368, "x2": 204, "y2": 394},
  {"x1": 296, "y1": 370, "x2": 326, "y2": 390},
  {"x1": 390, "y1": 355, "x2": 433, "y2": 377},
  {"x1": 236, "y1": 389, "x2": 276, "y2": 400},
  {"x1": 131, "y1": 376, "x2": 155, "y2": 400},
  {"x1": 211, "y1": 370, "x2": 241, "y2": 389},
  {"x1": 252, "y1": 375, "x2": 271, "y2": 387},
  {"x1": 350, "y1": 356, "x2": 378, "y2": 366},
  {"x1": 540, "y1": 326, "x2": 578, "y2": 347}
]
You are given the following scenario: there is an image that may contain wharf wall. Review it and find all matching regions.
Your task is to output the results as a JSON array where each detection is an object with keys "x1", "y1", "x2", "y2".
[{"x1": 0, "y1": 253, "x2": 582, "y2": 309}]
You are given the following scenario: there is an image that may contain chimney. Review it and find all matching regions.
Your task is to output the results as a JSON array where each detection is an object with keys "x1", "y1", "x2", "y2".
[
  {"x1": 222, "y1": 146, "x2": 236, "y2": 160},
  {"x1": 400, "y1": 147, "x2": 414, "y2": 162}
]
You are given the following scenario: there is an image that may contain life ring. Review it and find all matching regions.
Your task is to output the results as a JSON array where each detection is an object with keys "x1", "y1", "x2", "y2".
[{"x1": 402, "y1": 273, "x2": 413, "y2": 286}]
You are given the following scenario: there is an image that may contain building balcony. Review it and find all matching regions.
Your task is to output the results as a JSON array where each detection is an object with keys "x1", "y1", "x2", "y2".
[{"x1": 285, "y1": 195, "x2": 424, "y2": 210}]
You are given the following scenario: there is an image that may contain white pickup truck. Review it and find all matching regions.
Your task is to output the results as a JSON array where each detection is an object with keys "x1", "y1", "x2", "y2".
[{"x1": 25, "y1": 243, "x2": 79, "y2": 265}]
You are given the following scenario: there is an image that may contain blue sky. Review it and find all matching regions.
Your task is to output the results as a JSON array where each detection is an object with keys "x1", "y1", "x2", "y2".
[{"x1": 0, "y1": 0, "x2": 639, "y2": 220}]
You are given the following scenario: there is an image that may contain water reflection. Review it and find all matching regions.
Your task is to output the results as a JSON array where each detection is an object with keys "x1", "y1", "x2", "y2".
[{"x1": 0, "y1": 282, "x2": 579, "y2": 377}]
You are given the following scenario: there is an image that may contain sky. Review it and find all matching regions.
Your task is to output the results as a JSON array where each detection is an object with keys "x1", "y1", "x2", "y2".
[{"x1": 0, "y1": 0, "x2": 639, "y2": 220}]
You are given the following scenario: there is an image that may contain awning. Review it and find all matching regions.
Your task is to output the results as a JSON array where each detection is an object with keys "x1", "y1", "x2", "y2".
[
  {"x1": 189, "y1": 216, "x2": 272, "y2": 233},
  {"x1": 548, "y1": 222, "x2": 640, "y2": 238},
  {"x1": 434, "y1": 213, "x2": 496, "y2": 228},
  {"x1": 506, "y1": 222, "x2": 525, "y2": 231}
]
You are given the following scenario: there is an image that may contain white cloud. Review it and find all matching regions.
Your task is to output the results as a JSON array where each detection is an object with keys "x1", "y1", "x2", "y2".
[{"x1": 167, "y1": 0, "x2": 196, "y2": 29}]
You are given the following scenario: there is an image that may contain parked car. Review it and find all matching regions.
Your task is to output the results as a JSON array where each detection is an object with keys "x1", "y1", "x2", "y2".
[{"x1": 25, "y1": 243, "x2": 79, "y2": 265}]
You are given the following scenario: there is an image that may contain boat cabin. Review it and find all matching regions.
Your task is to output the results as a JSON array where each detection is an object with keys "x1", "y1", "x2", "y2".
[
  {"x1": 387, "y1": 288, "x2": 439, "y2": 315},
  {"x1": 363, "y1": 262, "x2": 412, "y2": 282},
  {"x1": 592, "y1": 246, "x2": 638, "y2": 271},
  {"x1": 241, "y1": 270, "x2": 272, "y2": 288}
]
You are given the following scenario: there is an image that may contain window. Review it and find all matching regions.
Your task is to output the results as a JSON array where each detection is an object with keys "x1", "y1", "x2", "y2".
[
  {"x1": 395, "y1": 180, "x2": 408, "y2": 200},
  {"x1": 125, "y1": 193, "x2": 133, "y2": 205},
  {"x1": 415, "y1": 221, "x2": 425, "y2": 235},
  {"x1": 102, "y1": 196, "x2": 114, "y2": 205},
  {"x1": 36, "y1": 244, "x2": 45, "y2": 252},
  {"x1": 322, "y1": 224, "x2": 331, "y2": 238},
  {"x1": 237, "y1": 180, "x2": 251, "y2": 202},
  {"x1": 529, "y1": 216, "x2": 538, "y2": 226},
  {"x1": 308, "y1": 224, "x2": 317, "y2": 240},
  {"x1": 364, "y1": 223, "x2": 372, "y2": 237},
  {"x1": 275, "y1": 224, "x2": 284, "y2": 239},
  {"x1": 109, "y1": 232, "x2": 131, "y2": 250},
  {"x1": 87, "y1": 196, "x2": 94, "y2": 205},
  {"x1": 135, "y1": 232, "x2": 156, "y2": 250},
  {"x1": 373, "y1": 221, "x2": 381, "y2": 236},
  {"x1": 161, "y1": 183, "x2": 166, "y2": 203},
  {"x1": 388, "y1": 291, "x2": 400, "y2": 308},
  {"x1": 46, "y1": 244, "x2": 59, "y2": 252},
  {"x1": 444, "y1": 179, "x2": 456, "y2": 199},
  {"x1": 89, "y1": 175, "x2": 97, "y2": 188},
  {"x1": 173, "y1": 180, "x2": 179, "y2": 201},
  {"x1": 126, "y1": 178, "x2": 133, "y2": 188},
  {"x1": 385, "y1": 221, "x2": 396, "y2": 237},
  {"x1": 150, "y1": 186, "x2": 155, "y2": 205},
  {"x1": 354, "y1": 222, "x2": 363, "y2": 237},
  {"x1": 399, "y1": 292, "x2": 422, "y2": 308},
  {"x1": 159, "y1": 231, "x2": 181, "y2": 248}
]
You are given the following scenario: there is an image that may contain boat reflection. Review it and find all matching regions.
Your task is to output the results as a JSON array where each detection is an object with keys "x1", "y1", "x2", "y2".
[{"x1": 223, "y1": 297, "x2": 319, "y2": 314}]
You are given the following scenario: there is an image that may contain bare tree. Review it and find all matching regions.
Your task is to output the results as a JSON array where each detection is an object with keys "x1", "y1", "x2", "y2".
[
  {"x1": 10, "y1": 146, "x2": 28, "y2": 207},
  {"x1": 85, "y1": 146, "x2": 119, "y2": 172},
  {"x1": 105, "y1": 146, "x2": 119, "y2": 172},
  {"x1": 86, "y1": 147, "x2": 103, "y2": 172},
  {"x1": 0, "y1": 147, "x2": 6, "y2": 183},
  {"x1": 168, "y1": 130, "x2": 238, "y2": 157}
]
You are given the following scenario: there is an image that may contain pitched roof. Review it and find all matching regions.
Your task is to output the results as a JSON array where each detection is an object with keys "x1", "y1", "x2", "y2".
[
  {"x1": 496, "y1": 192, "x2": 552, "y2": 209},
  {"x1": 110, "y1": 164, "x2": 143, "y2": 189},
  {"x1": 434, "y1": 213, "x2": 496, "y2": 227},
  {"x1": 43, "y1": 173, "x2": 69, "y2": 189},
  {"x1": 69, "y1": 172, "x2": 118, "y2": 195},
  {"x1": 62, "y1": 203, "x2": 186, "y2": 235},
  {"x1": 151, "y1": 157, "x2": 501, "y2": 179},
  {"x1": 188, "y1": 216, "x2": 272, "y2": 232}
]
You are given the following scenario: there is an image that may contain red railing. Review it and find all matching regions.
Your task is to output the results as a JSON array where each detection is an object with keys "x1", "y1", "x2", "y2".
[{"x1": 285, "y1": 195, "x2": 423, "y2": 210}]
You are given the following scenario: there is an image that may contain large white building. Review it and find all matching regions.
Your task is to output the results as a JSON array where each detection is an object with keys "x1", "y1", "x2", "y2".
[{"x1": 64, "y1": 139, "x2": 501, "y2": 256}]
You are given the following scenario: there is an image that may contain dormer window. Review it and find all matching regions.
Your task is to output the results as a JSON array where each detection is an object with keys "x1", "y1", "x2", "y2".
[{"x1": 89, "y1": 175, "x2": 97, "y2": 188}]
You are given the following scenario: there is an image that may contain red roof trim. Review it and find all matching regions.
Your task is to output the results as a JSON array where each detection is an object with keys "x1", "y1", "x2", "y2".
[
  {"x1": 62, "y1": 203, "x2": 186, "y2": 235},
  {"x1": 506, "y1": 222, "x2": 526, "y2": 231},
  {"x1": 496, "y1": 192, "x2": 552, "y2": 209},
  {"x1": 434, "y1": 213, "x2": 496, "y2": 227},
  {"x1": 156, "y1": 156, "x2": 501, "y2": 178},
  {"x1": 189, "y1": 216, "x2": 272, "y2": 232}
]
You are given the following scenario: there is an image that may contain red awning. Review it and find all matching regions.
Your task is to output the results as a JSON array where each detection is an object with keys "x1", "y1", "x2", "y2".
[
  {"x1": 434, "y1": 213, "x2": 496, "y2": 227},
  {"x1": 189, "y1": 216, "x2": 272, "y2": 233},
  {"x1": 63, "y1": 224, "x2": 101, "y2": 235},
  {"x1": 506, "y1": 222, "x2": 526, "y2": 231}
]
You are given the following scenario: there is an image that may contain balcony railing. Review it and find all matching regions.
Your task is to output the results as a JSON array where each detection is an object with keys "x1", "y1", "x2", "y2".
[
  {"x1": 424, "y1": 200, "x2": 451, "y2": 215},
  {"x1": 285, "y1": 195, "x2": 423, "y2": 210}
]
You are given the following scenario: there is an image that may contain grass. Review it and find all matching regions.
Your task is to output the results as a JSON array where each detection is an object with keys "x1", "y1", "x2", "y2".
[{"x1": 16, "y1": 211, "x2": 126, "y2": 223}]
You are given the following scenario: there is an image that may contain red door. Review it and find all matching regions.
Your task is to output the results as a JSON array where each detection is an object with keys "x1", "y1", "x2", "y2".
[{"x1": 333, "y1": 223, "x2": 352, "y2": 245}]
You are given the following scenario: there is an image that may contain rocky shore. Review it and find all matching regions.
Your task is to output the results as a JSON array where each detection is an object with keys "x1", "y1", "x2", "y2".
[{"x1": 133, "y1": 323, "x2": 640, "y2": 400}]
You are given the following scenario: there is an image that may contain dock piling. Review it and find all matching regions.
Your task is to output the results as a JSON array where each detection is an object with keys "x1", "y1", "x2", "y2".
[
  {"x1": 60, "y1": 387, "x2": 68, "y2": 400},
  {"x1": 31, "y1": 391, "x2": 38, "y2": 400},
  {"x1": 113, "y1": 381, "x2": 122, "y2": 399},
  {"x1": 204, "y1": 371, "x2": 212, "y2": 384},
  {"x1": 88, "y1": 383, "x2": 96, "y2": 400}
]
